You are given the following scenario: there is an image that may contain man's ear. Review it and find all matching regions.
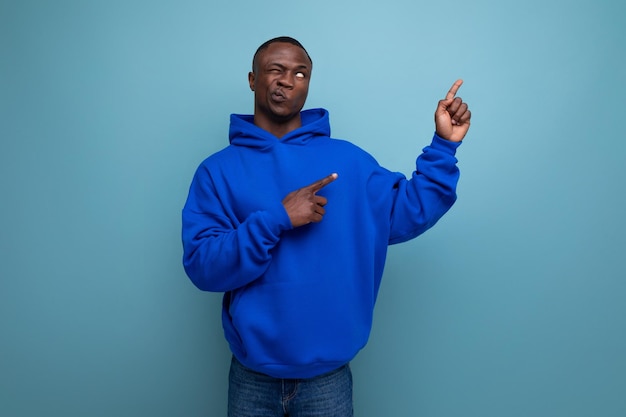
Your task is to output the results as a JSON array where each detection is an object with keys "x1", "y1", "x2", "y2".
[{"x1": 248, "y1": 72, "x2": 255, "y2": 91}]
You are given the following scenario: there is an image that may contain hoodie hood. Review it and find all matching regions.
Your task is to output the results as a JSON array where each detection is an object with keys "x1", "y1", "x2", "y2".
[{"x1": 229, "y1": 108, "x2": 331, "y2": 149}]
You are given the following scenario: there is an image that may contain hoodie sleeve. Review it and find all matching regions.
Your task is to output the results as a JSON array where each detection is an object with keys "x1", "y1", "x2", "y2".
[
  {"x1": 182, "y1": 164, "x2": 293, "y2": 292},
  {"x1": 386, "y1": 133, "x2": 461, "y2": 244}
]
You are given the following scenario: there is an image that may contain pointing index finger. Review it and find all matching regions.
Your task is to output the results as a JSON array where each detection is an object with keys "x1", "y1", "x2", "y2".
[
  {"x1": 445, "y1": 79, "x2": 464, "y2": 100},
  {"x1": 307, "y1": 173, "x2": 338, "y2": 192}
]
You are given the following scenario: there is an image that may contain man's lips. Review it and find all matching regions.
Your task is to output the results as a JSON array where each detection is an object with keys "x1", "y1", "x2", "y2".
[{"x1": 271, "y1": 90, "x2": 287, "y2": 103}]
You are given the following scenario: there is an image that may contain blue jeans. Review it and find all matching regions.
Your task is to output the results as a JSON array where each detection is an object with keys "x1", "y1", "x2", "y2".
[{"x1": 228, "y1": 356, "x2": 353, "y2": 417}]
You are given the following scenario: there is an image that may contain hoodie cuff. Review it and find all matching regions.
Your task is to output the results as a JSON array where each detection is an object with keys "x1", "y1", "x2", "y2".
[
  {"x1": 265, "y1": 200, "x2": 294, "y2": 235},
  {"x1": 431, "y1": 132, "x2": 462, "y2": 155}
]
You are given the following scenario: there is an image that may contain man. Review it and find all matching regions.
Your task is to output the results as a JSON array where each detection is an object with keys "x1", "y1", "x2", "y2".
[{"x1": 182, "y1": 36, "x2": 471, "y2": 417}]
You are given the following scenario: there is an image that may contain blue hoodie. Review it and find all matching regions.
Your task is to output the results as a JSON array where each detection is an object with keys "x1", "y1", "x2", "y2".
[{"x1": 182, "y1": 108, "x2": 460, "y2": 378}]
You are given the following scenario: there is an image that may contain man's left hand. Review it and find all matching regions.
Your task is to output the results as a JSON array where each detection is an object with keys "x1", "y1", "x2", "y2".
[{"x1": 435, "y1": 79, "x2": 472, "y2": 143}]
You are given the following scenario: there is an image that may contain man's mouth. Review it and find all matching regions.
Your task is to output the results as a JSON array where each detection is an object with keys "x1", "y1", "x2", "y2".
[{"x1": 271, "y1": 90, "x2": 287, "y2": 103}]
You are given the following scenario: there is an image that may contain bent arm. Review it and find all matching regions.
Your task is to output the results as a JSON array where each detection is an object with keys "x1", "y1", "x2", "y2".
[
  {"x1": 182, "y1": 168, "x2": 291, "y2": 292},
  {"x1": 387, "y1": 133, "x2": 461, "y2": 244}
]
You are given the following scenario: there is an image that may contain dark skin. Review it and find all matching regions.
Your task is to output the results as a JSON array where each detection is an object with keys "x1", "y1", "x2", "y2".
[
  {"x1": 435, "y1": 79, "x2": 472, "y2": 143},
  {"x1": 248, "y1": 42, "x2": 471, "y2": 228},
  {"x1": 248, "y1": 42, "x2": 312, "y2": 139}
]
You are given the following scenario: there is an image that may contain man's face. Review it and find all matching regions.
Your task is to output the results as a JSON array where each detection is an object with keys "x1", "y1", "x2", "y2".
[{"x1": 249, "y1": 42, "x2": 312, "y2": 127}]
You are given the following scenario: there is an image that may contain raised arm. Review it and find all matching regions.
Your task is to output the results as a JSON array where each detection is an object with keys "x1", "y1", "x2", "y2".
[{"x1": 386, "y1": 80, "x2": 472, "y2": 242}]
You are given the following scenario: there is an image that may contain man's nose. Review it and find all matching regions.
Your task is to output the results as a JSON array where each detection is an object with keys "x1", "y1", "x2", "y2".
[{"x1": 277, "y1": 72, "x2": 294, "y2": 88}]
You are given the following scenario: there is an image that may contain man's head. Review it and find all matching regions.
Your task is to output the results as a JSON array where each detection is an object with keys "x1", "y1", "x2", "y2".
[
  {"x1": 251, "y1": 37, "x2": 313, "y2": 73},
  {"x1": 248, "y1": 37, "x2": 313, "y2": 138}
]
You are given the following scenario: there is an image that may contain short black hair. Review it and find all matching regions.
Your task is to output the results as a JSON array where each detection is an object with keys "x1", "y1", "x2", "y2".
[{"x1": 251, "y1": 36, "x2": 313, "y2": 72}]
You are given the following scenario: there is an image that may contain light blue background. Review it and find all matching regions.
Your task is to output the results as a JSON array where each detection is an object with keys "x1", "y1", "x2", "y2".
[{"x1": 2, "y1": 0, "x2": 624, "y2": 416}]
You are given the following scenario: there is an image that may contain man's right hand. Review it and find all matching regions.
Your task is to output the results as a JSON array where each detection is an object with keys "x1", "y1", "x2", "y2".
[{"x1": 282, "y1": 173, "x2": 338, "y2": 228}]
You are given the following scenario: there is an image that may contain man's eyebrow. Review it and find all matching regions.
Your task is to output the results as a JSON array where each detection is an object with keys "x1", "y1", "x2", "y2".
[{"x1": 266, "y1": 62, "x2": 310, "y2": 70}]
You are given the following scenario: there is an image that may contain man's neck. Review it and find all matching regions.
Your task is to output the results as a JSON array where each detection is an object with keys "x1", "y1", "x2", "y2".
[{"x1": 254, "y1": 114, "x2": 302, "y2": 139}]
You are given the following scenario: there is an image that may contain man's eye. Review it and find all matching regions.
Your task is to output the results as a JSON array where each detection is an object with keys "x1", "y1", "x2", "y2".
[{"x1": 295, "y1": 72, "x2": 305, "y2": 79}]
